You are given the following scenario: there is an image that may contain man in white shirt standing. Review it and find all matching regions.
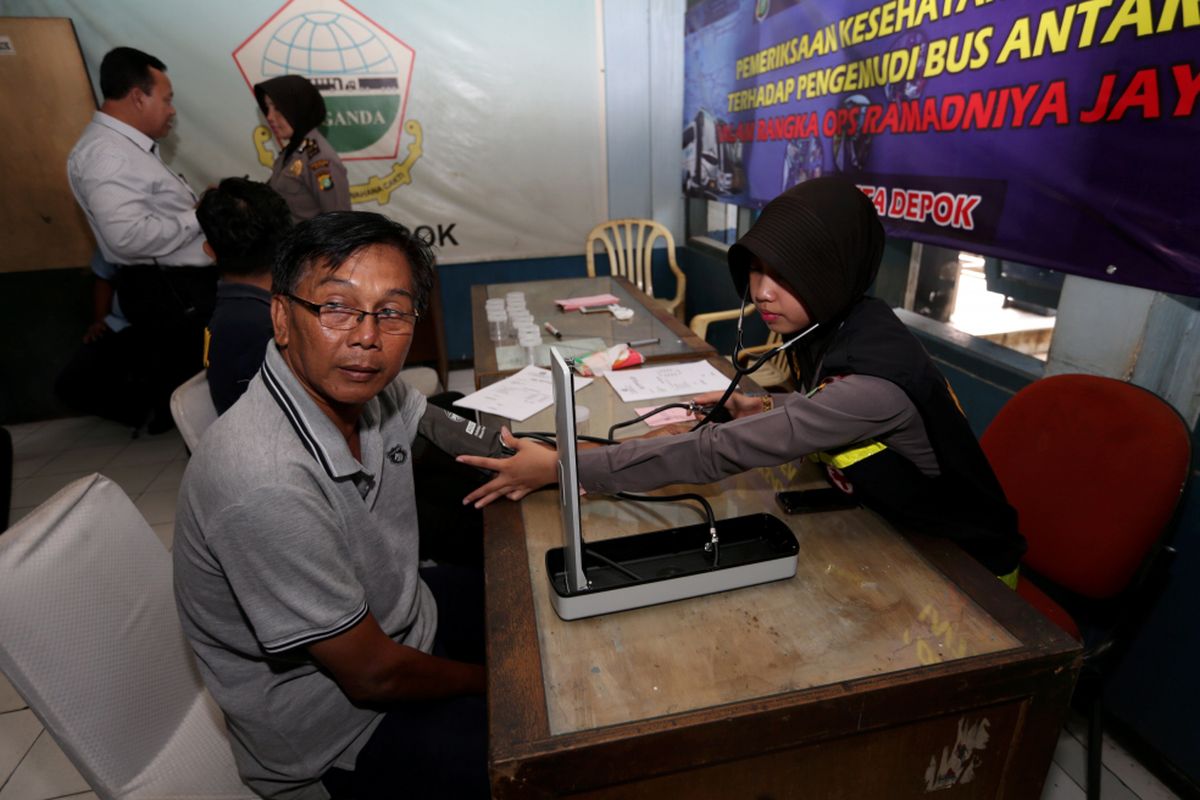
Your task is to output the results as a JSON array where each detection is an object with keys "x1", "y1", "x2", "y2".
[{"x1": 60, "y1": 47, "x2": 215, "y2": 432}]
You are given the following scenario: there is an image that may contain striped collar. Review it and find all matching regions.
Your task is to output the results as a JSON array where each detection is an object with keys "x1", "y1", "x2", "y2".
[{"x1": 260, "y1": 345, "x2": 377, "y2": 480}]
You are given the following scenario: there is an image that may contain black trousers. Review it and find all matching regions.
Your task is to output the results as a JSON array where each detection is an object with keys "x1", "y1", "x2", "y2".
[
  {"x1": 321, "y1": 564, "x2": 489, "y2": 799},
  {"x1": 54, "y1": 326, "x2": 168, "y2": 428},
  {"x1": 115, "y1": 265, "x2": 217, "y2": 411},
  {"x1": 55, "y1": 265, "x2": 216, "y2": 429},
  {"x1": 114, "y1": 264, "x2": 217, "y2": 330}
]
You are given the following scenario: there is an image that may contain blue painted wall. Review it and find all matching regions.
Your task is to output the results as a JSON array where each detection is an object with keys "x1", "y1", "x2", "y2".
[{"x1": 1105, "y1": 435, "x2": 1200, "y2": 787}]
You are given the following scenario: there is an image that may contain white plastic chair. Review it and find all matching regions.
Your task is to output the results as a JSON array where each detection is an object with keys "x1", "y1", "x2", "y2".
[
  {"x1": 398, "y1": 365, "x2": 443, "y2": 398},
  {"x1": 0, "y1": 474, "x2": 256, "y2": 799},
  {"x1": 585, "y1": 219, "x2": 686, "y2": 318},
  {"x1": 170, "y1": 371, "x2": 218, "y2": 453}
]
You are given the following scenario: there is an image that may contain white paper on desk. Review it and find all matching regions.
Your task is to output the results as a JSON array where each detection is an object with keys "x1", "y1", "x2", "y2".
[
  {"x1": 605, "y1": 361, "x2": 731, "y2": 403},
  {"x1": 453, "y1": 365, "x2": 593, "y2": 421}
]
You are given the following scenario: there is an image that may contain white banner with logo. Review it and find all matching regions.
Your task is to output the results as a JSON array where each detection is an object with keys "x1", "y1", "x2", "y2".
[{"x1": 9, "y1": 0, "x2": 608, "y2": 263}]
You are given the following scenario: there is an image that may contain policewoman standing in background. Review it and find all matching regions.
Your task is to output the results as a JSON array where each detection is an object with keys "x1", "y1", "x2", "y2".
[{"x1": 254, "y1": 75, "x2": 351, "y2": 222}]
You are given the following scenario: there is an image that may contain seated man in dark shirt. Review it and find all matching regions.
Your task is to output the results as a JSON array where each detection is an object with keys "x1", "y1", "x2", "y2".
[{"x1": 195, "y1": 177, "x2": 292, "y2": 413}]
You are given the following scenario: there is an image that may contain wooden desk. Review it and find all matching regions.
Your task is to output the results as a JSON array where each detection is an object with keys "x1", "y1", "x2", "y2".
[
  {"x1": 471, "y1": 276, "x2": 714, "y2": 389},
  {"x1": 483, "y1": 383, "x2": 1081, "y2": 798}
]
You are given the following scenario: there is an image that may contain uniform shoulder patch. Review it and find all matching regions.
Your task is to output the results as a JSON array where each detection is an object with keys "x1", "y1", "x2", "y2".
[
  {"x1": 309, "y1": 159, "x2": 330, "y2": 171},
  {"x1": 301, "y1": 138, "x2": 320, "y2": 158},
  {"x1": 316, "y1": 171, "x2": 335, "y2": 192}
]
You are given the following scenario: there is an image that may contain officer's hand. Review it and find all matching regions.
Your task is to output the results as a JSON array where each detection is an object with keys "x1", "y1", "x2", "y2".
[
  {"x1": 457, "y1": 427, "x2": 558, "y2": 508},
  {"x1": 691, "y1": 390, "x2": 763, "y2": 419}
]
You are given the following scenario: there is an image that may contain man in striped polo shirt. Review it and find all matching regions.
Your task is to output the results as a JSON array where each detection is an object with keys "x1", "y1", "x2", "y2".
[{"x1": 173, "y1": 212, "x2": 500, "y2": 799}]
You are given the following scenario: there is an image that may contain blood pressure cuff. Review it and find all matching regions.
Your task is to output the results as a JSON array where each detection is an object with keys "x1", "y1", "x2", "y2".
[{"x1": 417, "y1": 405, "x2": 512, "y2": 459}]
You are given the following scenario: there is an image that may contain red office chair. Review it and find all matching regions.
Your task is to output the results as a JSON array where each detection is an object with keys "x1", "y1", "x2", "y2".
[{"x1": 980, "y1": 374, "x2": 1191, "y2": 800}]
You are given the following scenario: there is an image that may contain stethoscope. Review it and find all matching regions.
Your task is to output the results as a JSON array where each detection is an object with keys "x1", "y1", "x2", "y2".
[
  {"x1": 689, "y1": 285, "x2": 819, "y2": 429},
  {"x1": 517, "y1": 287, "x2": 824, "y2": 568},
  {"x1": 609, "y1": 286, "x2": 821, "y2": 565}
]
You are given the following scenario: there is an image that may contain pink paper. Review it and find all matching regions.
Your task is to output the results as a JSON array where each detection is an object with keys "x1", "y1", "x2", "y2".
[
  {"x1": 554, "y1": 293, "x2": 621, "y2": 311},
  {"x1": 635, "y1": 405, "x2": 694, "y2": 427}
]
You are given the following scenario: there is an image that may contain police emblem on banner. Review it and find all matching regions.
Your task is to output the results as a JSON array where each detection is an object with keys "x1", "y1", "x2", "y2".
[{"x1": 234, "y1": 0, "x2": 424, "y2": 205}]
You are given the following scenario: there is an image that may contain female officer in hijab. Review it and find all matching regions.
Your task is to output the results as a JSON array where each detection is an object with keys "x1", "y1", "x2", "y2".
[
  {"x1": 457, "y1": 177, "x2": 1026, "y2": 580},
  {"x1": 254, "y1": 75, "x2": 351, "y2": 222}
]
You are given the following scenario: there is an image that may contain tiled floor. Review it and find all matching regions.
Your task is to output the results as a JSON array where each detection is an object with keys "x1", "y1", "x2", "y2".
[{"x1": 0, "y1": 372, "x2": 1184, "y2": 798}]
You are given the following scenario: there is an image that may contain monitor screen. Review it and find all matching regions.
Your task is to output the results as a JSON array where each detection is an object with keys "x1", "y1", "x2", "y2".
[{"x1": 550, "y1": 347, "x2": 587, "y2": 593}]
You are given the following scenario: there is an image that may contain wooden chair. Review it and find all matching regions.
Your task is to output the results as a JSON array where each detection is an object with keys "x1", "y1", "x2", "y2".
[
  {"x1": 980, "y1": 374, "x2": 1191, "y2": 800},
  {"x1": 688, "y1": 304, "x2": 793, "y2": 390},
  {"x1": 585, "y1": 219, "x2": 686, "y2": 319}
]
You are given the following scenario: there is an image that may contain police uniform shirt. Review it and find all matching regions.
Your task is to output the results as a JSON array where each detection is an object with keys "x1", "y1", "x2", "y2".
[
  {"x1": 67, "y1": 111, "x2": 210, "y2": 267},
  {"x1": 578, "y1": 373, "x2": 939, "y2": 494},
  {"x1": 268, "y1": 131, "x2": 351, "y2": 223}
]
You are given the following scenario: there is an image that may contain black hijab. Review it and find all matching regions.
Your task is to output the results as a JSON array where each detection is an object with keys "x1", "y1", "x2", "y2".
[
  {"x1": 253, "y1": 75, "x2": 327, "y2": 159},
  {"x1": 727, "y1": 177, "x2": 886, "y2": 388}
]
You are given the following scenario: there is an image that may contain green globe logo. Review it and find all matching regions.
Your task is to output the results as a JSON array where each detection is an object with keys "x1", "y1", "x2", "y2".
[{"x1": 262, "y1": 11, "x2": 402, "y2": 153}]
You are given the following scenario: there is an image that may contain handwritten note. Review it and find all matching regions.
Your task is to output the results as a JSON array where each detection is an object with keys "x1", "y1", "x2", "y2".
[
  {"x1": 453, "y1": 365, "x2": 593, "y2": 421},
  {"x1": 604, "y1": 361, "x2": 731, "y2": 403}
]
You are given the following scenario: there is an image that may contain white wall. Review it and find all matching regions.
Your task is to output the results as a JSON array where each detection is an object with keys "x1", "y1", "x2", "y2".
[{"x1": 601, "y1": 0, "x2": 685, "y2": 242}]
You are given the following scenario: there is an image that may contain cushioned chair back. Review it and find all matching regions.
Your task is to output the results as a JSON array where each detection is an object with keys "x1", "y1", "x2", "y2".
[
  {"x1": 981, "y1": 374, "x2": 1190, "y2": 600},
  {"x1": 1, "y1": 425, "x2": 11, "y2": 530},
  {"x1": 398, "y1": 366, "x2": 442, "y2": 397},
  {"x1": 170, "y1": 371, "x2": 218, "y2": 453},
  {"x1": 585, "y1": 219, "x2": 685, "y2": 317},
  {"x1": 0, "y1": 474, "x2": 254, "y2": 799}
]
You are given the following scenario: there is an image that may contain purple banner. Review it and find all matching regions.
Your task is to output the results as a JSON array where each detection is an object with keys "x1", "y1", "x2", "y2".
[{"x1": 684, "y1": 0, "x2": 1200, "y2": 296}]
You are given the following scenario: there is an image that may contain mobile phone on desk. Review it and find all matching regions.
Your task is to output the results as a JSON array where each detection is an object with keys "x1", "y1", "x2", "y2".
[{"x1": 775, "y1": 487, "x2": 858, "y2": 515}]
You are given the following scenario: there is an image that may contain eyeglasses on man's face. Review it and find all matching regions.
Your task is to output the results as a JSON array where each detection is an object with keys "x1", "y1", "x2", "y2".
[{"x1": 284, "y1": 293, "x2": 420, "y2": 335}]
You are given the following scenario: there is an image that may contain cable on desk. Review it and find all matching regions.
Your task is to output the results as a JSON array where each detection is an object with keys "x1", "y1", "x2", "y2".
[
  {"x1": 614, "y1": 491, "x2": 720, "y2": 567},
  {"x1": 514, "y1": 397, "x2": 710, "y2": 448},
  {"x1": 606, "y1": 402, "x2": 693, "y2": 442},
  {"x1": 582, "y1": 548, "x2": 643, "y2": 582},
  {"x1": 509, "y1": 434, "x2": 721, "y2": 569}
]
